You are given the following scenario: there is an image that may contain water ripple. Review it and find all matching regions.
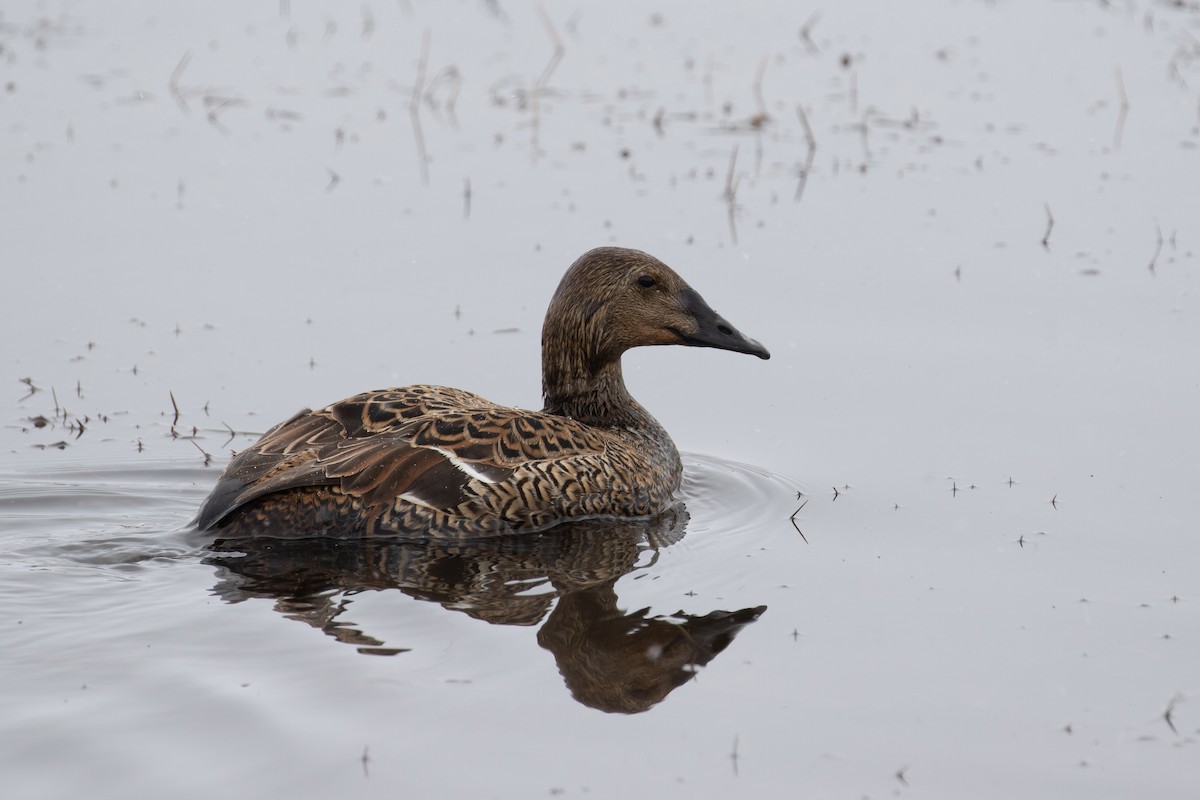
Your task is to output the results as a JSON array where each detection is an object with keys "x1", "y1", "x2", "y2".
[
  {"x1": 0, "y1": 459, "x2": 211, "y2": 570},
  {"x1": 678, "y1": 453, "x2": 801, "y2": 537}
]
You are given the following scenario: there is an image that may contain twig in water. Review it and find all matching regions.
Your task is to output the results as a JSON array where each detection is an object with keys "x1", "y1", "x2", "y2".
[
  {"x1": 723, "y1": 145, "x2": 740, "y2": 244},
  {"x1": 752, "y1": 57, "x2": 768, "y2": 120},
  {"x1": 361, "y1": 6, "x2": 375, "y2": 41},
  {"x1": 750, "y1": 58, "x2": 770, "y2": 178},
  {"x1": 799, "y1": 12, "x2": 821, "y2": 55},
  {"x1": 794, "y1": 105, "x2": 816, "y2": 203},
  {"x1": 168, "y1": 51, "x2": 192, "y2": 112},
  {"x1": 858, "y1": 109, "x2": 872, "y2": 162},
  {"x1": 425, "y1": 66, "x2": 462, "y2": 128},
  {"x1": 265, "y1": 107, "x2": 303, "y2": 123},
  {"x1": 410, "y1": 30, "x2": 431, "y2": 185},
  {"x1": 19, "y1": 377, "x2": 40, "y2": 401},
  {"x1": 1167, "y1": 34, "x2": 1200, "y2": 86},
  {"x1": 535, "y1": 6, "x2": 564, "y2": 90},
  {"x1": 463, "y1": 177, "x2": 471, "y2": 219},
  {"x1": 531, "y1": 6, "x2": 565, "y2": 163},
  {"x1": 790, "y1": 498, "x2": 809, "y2": 543},
  {"x1": 1148, "y1": 224, "x2": 1163, "y2": 275},
  {"x1": 325, "y1": 168, "x2": 340, "y2": 193},
  {"x1": 1113, "y1": 68, "x2": 1129, "y2": 151},
  {"x1": 1163, "y1": 693, "x2": 1182, "y2": 735},
  {"x1": 203, "y1": 95, "x2": 245, "y2": 135},
  {"x1": 1041, "y1": 203, "x2": 1054, "y2": 249},
  {"x1": 844, "y1": 54, "x2": 858, "y2": 115},
  {"x1": 729, "y1": 735, "x2": 740, "y2": 777},
  {"x1": 169, "y1": 391, "x2": 181, "y2": 426},
  {"x1": 190, "y1": 438, "x2": 213, "y2": 467}
]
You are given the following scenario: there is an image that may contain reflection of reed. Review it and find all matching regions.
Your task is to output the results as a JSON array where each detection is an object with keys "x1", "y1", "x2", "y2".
[{"x1": 205, "y1": 503, "x2": 767, "y2": 713}]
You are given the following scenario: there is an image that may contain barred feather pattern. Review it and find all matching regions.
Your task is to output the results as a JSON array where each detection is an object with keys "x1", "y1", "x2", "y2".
[
  {"x1": 199, "y1": 384, "x2": 683, "y2": 538},
  {"x1": 196, "y1": 246, "x2": 768, "y2": 539}
]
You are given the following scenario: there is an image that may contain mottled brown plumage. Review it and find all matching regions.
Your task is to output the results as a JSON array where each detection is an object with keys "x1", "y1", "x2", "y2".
[{"x1": 195, "y1": 247, "x2": 769, "y2": 538}]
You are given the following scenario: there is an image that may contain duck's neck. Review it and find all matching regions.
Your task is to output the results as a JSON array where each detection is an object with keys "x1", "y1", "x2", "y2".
[{"x1": 542, "y1": 356, "x2": 653, "y2": 430}]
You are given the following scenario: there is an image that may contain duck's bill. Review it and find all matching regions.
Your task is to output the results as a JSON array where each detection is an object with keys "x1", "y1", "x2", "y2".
[{"x1": 674, "y1": 288, "x2": 771, "y2": 360}]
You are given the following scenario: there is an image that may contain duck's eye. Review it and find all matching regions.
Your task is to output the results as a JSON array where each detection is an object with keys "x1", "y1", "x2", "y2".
[{"x1": 637, "y1": 275, "x2": 656, "y2": 288}]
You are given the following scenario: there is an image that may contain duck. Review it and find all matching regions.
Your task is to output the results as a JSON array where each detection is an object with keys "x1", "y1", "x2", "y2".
[{"x1": 195, "y1": 246, "x2": 769, "y2": 538}]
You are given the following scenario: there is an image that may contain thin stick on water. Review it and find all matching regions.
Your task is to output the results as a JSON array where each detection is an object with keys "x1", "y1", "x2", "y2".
[
  {"x1": 1041, "y1": 204, "x2": 1054, "y2": 249},
  {"x1": 361, "y1": 6, "x2": 375, "y2": 41},
  {"x1": 1113, "y1": 68, "x2": 1129, "y2": 151},
  {"x1": 410, "y1": 30, "x2": 431, "y2": 185},
  {"x1": 750, "y1": 58, "x2": 769, "y2": 179},
  {"x1": 790, "y1": 498, "x2": 809, "y2": 543},
  {"x1": 752, "y1": 57, "x2": 768, "y2": 119},
  {"x1": 1163, "y1": 692, "x2": 1182, "y2": 735},
  {"x1": 168, "y1": 51, "x2": 192, "y2": 112},
  {"x1": 531, "y1": 5, "x2": 565, "y2": 163},
  {"x1": 795, "y1": 105, "x2": 816, "y2": 203},
  {"x1": 849, "y1": 63, "x2": 858, "y2": 115},
  {"x1": 204, "y1": 95, "x2": 243, "y2": 135},
  {"x1": 800, "y1": 12, "x2": 821, "y2": 55},
  {"x1": 535, "y1": 6, "x2": 564, "y2": 94},
  {"x1": 1148, "y1": 223, "x2": 1163, "y2": 275},
  {"x1": 18, "y1": 377, "x2": 40, "y2": 401},
  {"x1": 190, "y1": 438, "x2": 213, "y2": 467},
  {"x1": 723, "y1": 145, "x2": 740, "y2": 244}
]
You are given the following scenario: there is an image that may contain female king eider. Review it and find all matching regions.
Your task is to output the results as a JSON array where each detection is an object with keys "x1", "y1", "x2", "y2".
[{"x1": 195, "y1": 247, "x2": 770, "y2": 538}]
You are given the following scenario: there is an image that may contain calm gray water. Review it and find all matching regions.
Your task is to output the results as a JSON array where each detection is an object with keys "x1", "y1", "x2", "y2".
[{"x1": 3, "y1": 1, "x2": 1198, "y2": 797}]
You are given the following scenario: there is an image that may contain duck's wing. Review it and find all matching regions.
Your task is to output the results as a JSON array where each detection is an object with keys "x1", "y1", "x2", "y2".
[
  {"x1": 322, "y1": 385, "x2": 501, "y2": 437},
  {"x1": 195, "y1": 386, "x2": 608, "y2": 530}
]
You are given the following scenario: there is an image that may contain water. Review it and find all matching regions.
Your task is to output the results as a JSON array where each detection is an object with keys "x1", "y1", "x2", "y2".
[{"x1": 3, "y1": 1, "x2": 1199, "y2": 797}]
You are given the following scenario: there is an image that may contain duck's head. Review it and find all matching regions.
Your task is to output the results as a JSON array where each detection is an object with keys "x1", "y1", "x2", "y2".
[{"x1": 543, "y1": 247, "x2": 771, "y2": 371}]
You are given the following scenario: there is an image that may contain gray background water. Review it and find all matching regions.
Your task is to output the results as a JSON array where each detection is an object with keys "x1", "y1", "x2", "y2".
[{"x1": 2, "y1": 1, "x2": 1198, "y2": 797}]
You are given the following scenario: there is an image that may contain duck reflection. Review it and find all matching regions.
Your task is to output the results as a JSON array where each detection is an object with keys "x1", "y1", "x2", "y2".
[{"x1": 204, "y1": 504, "x2": 766, "y2": 714}]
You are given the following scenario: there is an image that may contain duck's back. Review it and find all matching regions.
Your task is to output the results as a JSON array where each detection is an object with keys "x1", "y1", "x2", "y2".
[{"x1": 196, "y1": 385, "x2": 682, "y2": 538}]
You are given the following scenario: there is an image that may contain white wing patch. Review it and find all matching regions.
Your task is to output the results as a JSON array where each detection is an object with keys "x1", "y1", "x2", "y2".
[
  {"x1": 428, "y1": 445, "x2": 502, "y2": 484},
  {"x1": 398, "y1": 491, "x2": 440, "y2": 510}
]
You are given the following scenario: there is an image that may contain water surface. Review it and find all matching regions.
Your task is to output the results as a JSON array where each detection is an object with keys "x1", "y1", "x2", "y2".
[{"x1": 2, "y1": 1, "x2": 1198, "y2": 797}]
